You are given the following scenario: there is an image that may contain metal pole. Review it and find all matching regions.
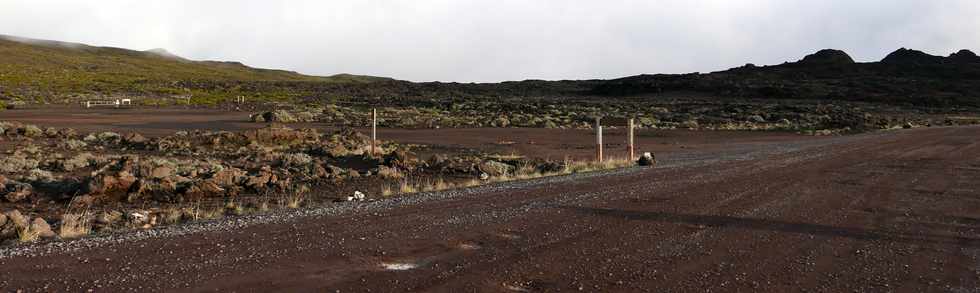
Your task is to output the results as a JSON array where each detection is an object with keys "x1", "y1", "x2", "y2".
[
  {"x1": 371, "y1": 108, "x2": 377, "y2": 155},
  {"x1": 628, "y1": 118, "x2": 635, "y2": 160},
  {"x1": 596, "y1": 117, "x2": 603, "y2": 163}
]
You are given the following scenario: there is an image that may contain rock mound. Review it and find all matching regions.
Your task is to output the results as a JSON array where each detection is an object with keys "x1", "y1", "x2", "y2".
[
  {"x1": 881, "y1": 48, "x2": 944, "y2": 65},
  {"x1": 948, "y1": 49, "x2": 980, "y2": 63},
  {"x1": 798, "y1": 49, "x2": 855, "y2": 65}
]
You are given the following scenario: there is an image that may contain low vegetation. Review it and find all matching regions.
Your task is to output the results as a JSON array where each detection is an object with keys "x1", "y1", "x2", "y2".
[{"x1": 249, "y1": 99, "x2": 974, "y2": 135}]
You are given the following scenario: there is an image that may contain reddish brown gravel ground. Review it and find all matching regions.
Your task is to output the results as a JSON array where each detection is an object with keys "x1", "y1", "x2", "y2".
[{"x1": 1, "y1": 123, "x2": 979, "y2": 292}]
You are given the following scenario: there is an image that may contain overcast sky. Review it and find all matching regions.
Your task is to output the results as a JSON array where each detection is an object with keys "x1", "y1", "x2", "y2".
[{"x1": 1, "y1": 0, "x2": 978, "y2": 82}]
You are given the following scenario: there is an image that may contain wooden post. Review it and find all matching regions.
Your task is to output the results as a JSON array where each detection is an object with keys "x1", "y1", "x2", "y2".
[
  {"x1": 628, "y1": 118, "x2": 635, "y2": 160},
  {"x1": 595, "y1": 117, "x2": 603, "y2": 163},
  {"x1": 371, "y1": 108, "x2": 377, "y2": 155}
]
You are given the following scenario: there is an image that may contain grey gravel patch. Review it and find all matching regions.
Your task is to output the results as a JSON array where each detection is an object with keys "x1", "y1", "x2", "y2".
[
  {"x1": 0, "y1": 131, "x2": 879, "y2": 260},
  {"x1": 380, "y1": 262, "x2": 419, "y2": 271}
]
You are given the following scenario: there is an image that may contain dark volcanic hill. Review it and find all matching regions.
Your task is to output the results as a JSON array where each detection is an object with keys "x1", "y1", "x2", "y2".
[
  {"x1": 588, "y1": 48, "x2": 980, "y2": 107},
  {"x1": 881, "y1": 48, "x2": 946, "y2": 65},
  {"x1": 949, "y1": 49, "x2": 980, "y2": 64},
  {"x1": 1, "y1": 34, "x2": 979, "y2": 108},
  {"x1": 797, "y1": 49, "x2": 855, "y2": 65}
]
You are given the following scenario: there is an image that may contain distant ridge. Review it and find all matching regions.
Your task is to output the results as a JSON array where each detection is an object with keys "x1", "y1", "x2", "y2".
[{"x1": 1, "y1": 33, "x2": 979, "y2": 108}]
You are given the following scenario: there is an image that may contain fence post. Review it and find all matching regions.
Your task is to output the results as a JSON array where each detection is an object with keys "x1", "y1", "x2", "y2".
[
  {"x1": 628, "y1": 118, "x2": 635, "y2": 160},
  {"x1": 595, "y1": 117, "x2": 603, "y2": 163},
  {"x1": 371, "y1": 108, "x2": 377, "y2": 156}
]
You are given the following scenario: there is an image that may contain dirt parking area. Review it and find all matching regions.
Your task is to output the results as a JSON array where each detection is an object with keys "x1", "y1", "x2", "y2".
[{"x1": 0, "y1": 125, "x2": 977, "y2": 292}]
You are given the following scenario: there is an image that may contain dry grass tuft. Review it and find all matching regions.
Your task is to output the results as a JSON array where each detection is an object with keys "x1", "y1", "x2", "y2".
[
  {"x1": 17, "y1": 226, "x2": 40, "y2": 243},
  {"x1": 58, "y1": 211, "x2": 92, "y2": 239},
  {"x1": 381, "y1": 183, "x2": 395, "y2": 197},
  {"x1": 278, "y1": 184, "x2": 309, "y2": 209},
  {"x1": 161, "y1": 207, "x2": 184, "y2": 224},
  {"x1": 398, "y1": 180, "x2": 417, "y2": 194}
]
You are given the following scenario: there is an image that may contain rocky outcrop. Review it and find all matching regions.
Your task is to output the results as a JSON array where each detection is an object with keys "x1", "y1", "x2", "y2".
[{"x1": 250, "y1": 110, "x2": 319, "y2": 123}]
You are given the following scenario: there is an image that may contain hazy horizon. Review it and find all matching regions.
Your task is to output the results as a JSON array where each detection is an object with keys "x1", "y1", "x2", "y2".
[{"x1": 2, "y1": 0, "x2": 978, "y2": 82}]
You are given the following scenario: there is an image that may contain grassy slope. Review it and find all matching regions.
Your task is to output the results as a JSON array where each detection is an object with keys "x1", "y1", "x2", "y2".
[{"x1": 0, "y1": 35, "x2": 389, "y2": 104}]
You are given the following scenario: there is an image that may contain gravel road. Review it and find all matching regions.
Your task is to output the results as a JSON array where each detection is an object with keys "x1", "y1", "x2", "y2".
[{"x1": 1, "y1": 126, "x2": 978, "y2": 292}]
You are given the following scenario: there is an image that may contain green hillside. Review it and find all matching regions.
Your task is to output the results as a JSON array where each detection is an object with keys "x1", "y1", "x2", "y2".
[{"x1": 0, "y1": 35, "x2": 389, "y2": 105}]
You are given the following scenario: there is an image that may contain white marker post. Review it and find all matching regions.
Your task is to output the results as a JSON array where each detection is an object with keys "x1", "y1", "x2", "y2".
[
  {"x1": 371, "y1": 108, "x2": 378, "y2": 156},
  {"x1": 595, "y1": 117, "x2": 603, "y2": 163},
  {"x1": 628, "y1": 118, "x2": 635, "y2": 160}
]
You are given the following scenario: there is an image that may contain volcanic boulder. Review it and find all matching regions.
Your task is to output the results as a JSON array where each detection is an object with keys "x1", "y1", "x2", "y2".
[
  {"x1": 2, "y1": 181, "x2": 33, "y2": 203},
  {"x1": 479, "y1": 161, "x2": 515, "y2": 177},
  {"x1": 637, "y1": 152, "x2": 656, "y2": 166},
  {"x1": 29, "y1": 217, "x2": 55, "y2": 238},
  {"x1": 84, "y1": 171, "x2": 138, "y2": 196}
]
